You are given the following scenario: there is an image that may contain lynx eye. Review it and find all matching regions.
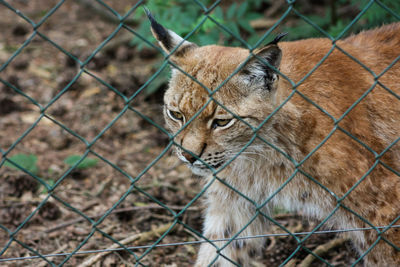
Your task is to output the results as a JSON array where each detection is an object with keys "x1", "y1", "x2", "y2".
[
  {"x1": 212, "y1": 118, "x2": 234, "y2": 129},
  {"x1": 167, "y1": 109, "x2": 184, "y2": 121}
]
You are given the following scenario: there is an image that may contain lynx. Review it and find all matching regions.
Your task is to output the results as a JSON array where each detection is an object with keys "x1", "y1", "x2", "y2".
[{"x1": 147, "y1": 11, "x2": 400, "y2": 266}]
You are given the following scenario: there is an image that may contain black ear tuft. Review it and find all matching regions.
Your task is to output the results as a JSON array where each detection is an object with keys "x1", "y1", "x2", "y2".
[
  {"x1": 145, "y1": 7, "x2": 197, "y2": 55},
  {"x1": 144, "y1": 7, "x2": 172, "y2": 51},
  {"x1": 267, "y1": 32, "x2": 288, "y2": 45}
]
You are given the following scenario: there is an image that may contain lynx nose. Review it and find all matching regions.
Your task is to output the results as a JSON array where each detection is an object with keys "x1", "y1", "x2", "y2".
[{"x1": 182, "y1": 152, "x2": 196, "y2": 164}]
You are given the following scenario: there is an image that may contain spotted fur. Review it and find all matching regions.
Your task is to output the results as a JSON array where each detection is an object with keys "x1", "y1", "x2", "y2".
[{"x1": 149, "y1": 14, "x2": 400, "y2": 267}]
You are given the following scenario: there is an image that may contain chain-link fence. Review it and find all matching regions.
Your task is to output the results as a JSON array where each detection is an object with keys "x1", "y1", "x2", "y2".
[{"x1": 0, "y1": 0, "x2": 399, "y2": 266}]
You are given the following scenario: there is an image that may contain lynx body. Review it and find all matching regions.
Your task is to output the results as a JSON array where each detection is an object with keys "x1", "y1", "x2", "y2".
[{"x1": 148, "y1": 12, "x2": 400, "y2": 266}]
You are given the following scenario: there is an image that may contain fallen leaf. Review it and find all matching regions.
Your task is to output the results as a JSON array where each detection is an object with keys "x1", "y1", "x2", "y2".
[{"x1": 80, "y1": 86, "x2": 101, "y2": 99}]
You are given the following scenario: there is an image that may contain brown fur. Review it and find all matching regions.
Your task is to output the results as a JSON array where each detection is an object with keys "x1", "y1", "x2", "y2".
[{"x1": 151, "y1": 20, "x2": 400, "y2": 266}]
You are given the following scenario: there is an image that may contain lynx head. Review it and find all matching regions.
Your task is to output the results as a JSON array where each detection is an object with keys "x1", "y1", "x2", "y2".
[{"x1": 147, "y1": 10, "x2": 286, "y2": 177}]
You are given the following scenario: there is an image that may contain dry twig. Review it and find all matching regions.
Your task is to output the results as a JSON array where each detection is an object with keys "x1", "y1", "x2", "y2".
[
  {"x1": 287, "y1": 237, "x2": 349, "y2": 267},
  {"x1": 78, "y1": 222, "x2": 174, "y2": 267}
]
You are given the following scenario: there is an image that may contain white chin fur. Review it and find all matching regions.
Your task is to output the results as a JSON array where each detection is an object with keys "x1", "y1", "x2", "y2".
[
  {"x1": 177, "y1": 154, "x2": 190, "y2": 164},
  {"x1": 189, "y1": 165, "x2": 211, "y2": 176}
]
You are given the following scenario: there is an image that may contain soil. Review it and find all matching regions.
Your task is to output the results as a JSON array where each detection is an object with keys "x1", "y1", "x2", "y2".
[{"x1": 0, "y1": 1, "x2": 362, "y2": 266}]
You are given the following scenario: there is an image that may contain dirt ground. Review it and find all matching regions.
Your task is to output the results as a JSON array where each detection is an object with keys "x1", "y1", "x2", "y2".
[{"x1": 0, "y1": 1, "x2": 363, "y2": 266}]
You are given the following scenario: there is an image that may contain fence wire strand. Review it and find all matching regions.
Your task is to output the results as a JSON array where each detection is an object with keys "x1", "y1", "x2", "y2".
[
  {"x1": 1, "y1": 224, "x2": 399, "y2": 263},
  {"x1": 0, "y1": 0, "x2": 399, "y2": 266}
]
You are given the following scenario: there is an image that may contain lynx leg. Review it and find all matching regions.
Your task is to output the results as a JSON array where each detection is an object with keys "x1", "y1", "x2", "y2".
[{"x1": 195, "y1": 190, "x2": 267, "y2": 267}]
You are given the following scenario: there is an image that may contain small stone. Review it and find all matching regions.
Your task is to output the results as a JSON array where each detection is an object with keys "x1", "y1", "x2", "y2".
[
  {"x1": 12, "y1": 24, "x2": 29, "y2": 36},
  {"x1": 39, "y1": 201, "x2": 61, "y2": 221}
]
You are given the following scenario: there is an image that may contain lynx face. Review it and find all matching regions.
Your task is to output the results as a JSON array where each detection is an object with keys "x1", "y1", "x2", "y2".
[
  {"x1": 164, "y1": 57, "x2": 275, "y2": 175},
  {"x1": 163, "y1": 52, "x2": 273, "y2": 176},
  {"x1": 161, "y1": 42, "x2": 282, "y2": 177},
  {"x1": 145, "y1": 12, "x2": 283, "y2": 177}
]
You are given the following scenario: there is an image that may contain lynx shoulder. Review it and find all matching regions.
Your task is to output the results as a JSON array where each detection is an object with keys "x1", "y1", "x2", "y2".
[{"x1": 147, "y1": 9, "x2": 400, "y2": 266}]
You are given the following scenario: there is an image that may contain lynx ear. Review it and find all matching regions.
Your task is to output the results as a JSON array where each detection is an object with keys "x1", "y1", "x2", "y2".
[
  {"x1": 241, "y1": 33, "x2": 287, "y2": 91},
  {"x1": 241, "y1": 44, "x2": 282, "y2": 91},
  {"x1": 145, "y1": 8, "x2": 197, "y2": 55}
]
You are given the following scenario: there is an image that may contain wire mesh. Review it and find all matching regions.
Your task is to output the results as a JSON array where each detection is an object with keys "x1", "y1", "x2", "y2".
[{"x1": 0, "y1": 0, "x2": 399, "y2": 266}]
